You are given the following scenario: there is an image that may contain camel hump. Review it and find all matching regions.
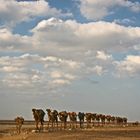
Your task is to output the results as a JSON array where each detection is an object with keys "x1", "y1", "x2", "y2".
[{"x1": 39, "y1": 109, "x2": 45, "y2": 116}]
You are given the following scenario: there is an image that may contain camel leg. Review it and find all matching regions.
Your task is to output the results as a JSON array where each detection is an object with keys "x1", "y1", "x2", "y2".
[
  {"x1": 19, "y1": 125, "x2": 22, "y2": 134},
  {"x1": 55, "y1": 120, "x2": 58, "y2": 130},
  {"x1": 64, "y1": 122, "x2": 66, "y2": 129},
  {"x1": 40, "y1": 121, "x2": 43, "y2": 131},
  {"x1": 60, "y1": 122, "x2": 62, "y2": 130},
  {"x1": 69, "y1": 121, "x2": 71, "y2": 129},
  {"x1": 86, "y1": 122, "x2": 88, "y2": 128},
  {"x1": 16, "y1": 125, "x2": 19, "y2": 134},
  {"x1": 47, "y1": 121, "x2": 50, "y2": 130},
  {"x1": 36, "y1": 121, "x2": 39, "y2": 130},
  {"x1": 51, "y1": 121, "x2": 53, "y2": 131},
  {"x1": 79, "y1": 121, "x2": 81, "y2": 128},
  {"x1": 75, "y1": 121, "x2": 77, "y2": 128},
  {"x1": 56, "y1": 121, "x2": 58, "y2": 130}
]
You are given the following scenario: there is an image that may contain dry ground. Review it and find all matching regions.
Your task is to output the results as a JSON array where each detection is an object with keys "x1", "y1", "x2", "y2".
[{"x1": 0, "y1": 126, "x2": 140, "y2": 140}]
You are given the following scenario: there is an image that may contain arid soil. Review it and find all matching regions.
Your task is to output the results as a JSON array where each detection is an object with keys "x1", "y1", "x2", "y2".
[{"x1": 0, "y1": 126, "x2": 140, "y2": 140}]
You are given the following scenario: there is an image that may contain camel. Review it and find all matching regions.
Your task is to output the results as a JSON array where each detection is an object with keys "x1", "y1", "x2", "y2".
[
  {"x1": 14, "y1": 116, "x2": 24, "y2": 134},
  {"x1": 85, "y1": 113, "x2": 92, "y2": 128},
  {"x1": 106, "y1": 115, "x2": 111, "y2": 124},
  {"x1": 68, "y1": 112, "x2": 77, "y2": 129},
  {"x1": 78, "y1": 112, "x2": 85, "y2": 128},
  {"x1": 110, "y1": 116, "x2": 116, "y2": 124},
  {"x1": 91, "y1": 113, "x2": 97, "y2": 126},
  {"x1": 123, "y1": 117, "x2": 127, "y2": 124},
  {"x1": 32, "y1": 108, "x2": 45, "y2": 131},
  {"x1": 58, "y1": 111, "x2": 68, "y2": 129},
  {"x1": 46, "y1": 109, "x2": 58, "y2": 129},
  {"x1": 116, "y1": 116, "x2": 127, "y2": 125},
  {"x1": 99, "y1": 114, "x2": 106, "y2": 126},
  {"x1": 115, "y1": 117, "x2": 127, "y2": 125},
  {"x1": 95, "y1": 114, "x2": 101, "y2": 126}
]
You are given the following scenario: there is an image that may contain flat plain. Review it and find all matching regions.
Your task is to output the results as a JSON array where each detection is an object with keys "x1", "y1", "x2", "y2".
[{"x1": 0, "y1": 121, "x2": 140, "y2": 140}]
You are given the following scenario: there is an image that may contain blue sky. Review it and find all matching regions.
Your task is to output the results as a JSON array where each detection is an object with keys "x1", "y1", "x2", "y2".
[{"x1": 0, "y1": 0, "x2": 140, "y2": 121}]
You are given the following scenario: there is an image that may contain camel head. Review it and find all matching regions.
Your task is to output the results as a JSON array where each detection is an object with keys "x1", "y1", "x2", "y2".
[
  {"x1": 32, "y1": 108, "x2": 36, "y2": 113},
  {"x1": 46, "y1": 109, "x2": 51, "y2": 113}
]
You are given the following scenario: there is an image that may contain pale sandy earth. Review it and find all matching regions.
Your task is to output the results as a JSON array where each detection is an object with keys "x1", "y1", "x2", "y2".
[{"x1": 0, "y1": 126, "x2": 140, "y2": 140}]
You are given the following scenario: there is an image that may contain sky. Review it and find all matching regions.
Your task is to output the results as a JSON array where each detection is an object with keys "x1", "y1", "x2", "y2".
[{"x1": 0, "y1": 0, "x2": 140, "y2": 121}]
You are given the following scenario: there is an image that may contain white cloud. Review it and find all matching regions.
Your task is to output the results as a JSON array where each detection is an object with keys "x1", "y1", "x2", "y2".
[
  {"x1": 0, "y1": 28, "x2": 31, "y2": 51},
  {"x1": 0, "y1": 18, "x2": 140, "y2": 92},
  {"x1": 114, "y1": 55, "x2": 140, "y2": 77},
  {"x1": 79, "y1": 0, "x2": 140, "y2": 20},
  {"x1": 96, "y1": 51, "x2": 112, "y2": 61},
  {"x1": 0, "y1": 0, "x2": 72, "y2": 27},
  {"x1": 1, "y1": 18, "x2": 140, "y2": 56},
  {"x1": 50, "y1": 71, "x2": 76, "y2": 80},
  {"x1": 41, "y1": 56, "x2": 58, "y2": 62},
  {"x1": 50, "y1": 71, "x2": 62, "y2": 78},
  {"x1": 32, "y1": 74, "x2": 40, "y2": 80},
  {"x1": 52, "y1": 79, "x2": 70, "y2": 86},
  {"x1": 31, "y1": 18, "x2": 140, "y2": 55},
  {"x1": 2, "y1": 73, "x2": 32, "y2": 87},
  {"x1": 0, "y1": 54, "x2": 80, "y2": 90},
  {"x1": 1, "y1": 66, "x2": 22, "y2": 72},
  {"x1": 87, "y1": 65, "x2": 104, "y2": 76}
]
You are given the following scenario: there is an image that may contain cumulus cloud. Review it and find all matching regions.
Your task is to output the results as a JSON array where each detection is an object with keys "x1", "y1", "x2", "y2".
[
  {"x1": 31, "y1": 18, "x2": 140, "y2": 56},
  {"x1": 0, "y1": 18, "x2": 140, "y2": 93},
  {"x1": 79, "y1": 0, "x2": 140, "y2": 20},
  {"x1": 0, "y1": 28, "x2": 31, "y2": 51},
  {"x1": 1, "y1": 18, "x2": 140, "y2": 55},
  {"x1": 114, "y1": 55, "x2": 140, "y2": 77},
  {"x1": 0, "y1": 0, "x2": 72, "y2": 27},
  {"x1": 0, "y1": 54, "x2": 82, "y2": 91}
]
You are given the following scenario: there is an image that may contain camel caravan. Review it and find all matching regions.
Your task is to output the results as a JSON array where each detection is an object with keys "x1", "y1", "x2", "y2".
[{"x1": 14, "y1": 108, "x2": 128, "y2": 134}]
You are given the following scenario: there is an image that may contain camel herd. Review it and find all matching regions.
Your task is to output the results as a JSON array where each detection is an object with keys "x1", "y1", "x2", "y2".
[{"x1": 14, "y1": 108, "x2": 127, "y2": 133}]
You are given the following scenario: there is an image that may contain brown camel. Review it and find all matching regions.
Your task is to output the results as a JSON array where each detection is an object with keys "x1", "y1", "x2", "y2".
[
  {"x1": 106, "y1": 115, "x2": 112, "y2": 124},
  {"x1": 123, "y1": 117, "x2": 127, "y2": 124},
  {"x1": 110, "y1": 116, "x2": 116, "y2": 124},
  {"x1": 91, "y1": 113, "x2": 97, "y2": 126},
  {"x1": 32, "y1": 108, "x2": 45, "y2": 131},
  {"x1": 46, "y1": 109, "x2": 58, "y2": 129},
  {"x1": 85, "y1": 113, "x2": 92, "y2": 128},
  {"x1": 78, "y1": 112, "x2": 85, "y2": 128},
  {"x1": 58, "y1": 111, "x2": 68, "y2": 129},
  {"x1": 14, "y1": 116, "x2": 24, "y2": 134},
  {"x1": 99, "y1": 114, "x2": 106, "y2": 126},
  {"x1": 68, "y1": 112, "x2": 77, "y2": 129},
  {"x1": 95, "y1": 114, "x2": 101, "y2": 126}
]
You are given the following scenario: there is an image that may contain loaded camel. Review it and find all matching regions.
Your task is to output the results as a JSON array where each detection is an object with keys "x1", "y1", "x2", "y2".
[
  {"x1": 46, "y1": 109, "x2": 58, "y2": 130},
  {"x1": 32, "y1": 108, "x2": 45, "y2": 131},
  {"x1": 78, "y1": 112, "x2": 85, "y2": 128},
  {"x1": 68, "y1": 112, "x2": 77, "y2": 129},
  {"x1": 58, "y1": 111, "x2": 68, "y2": 129}
]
